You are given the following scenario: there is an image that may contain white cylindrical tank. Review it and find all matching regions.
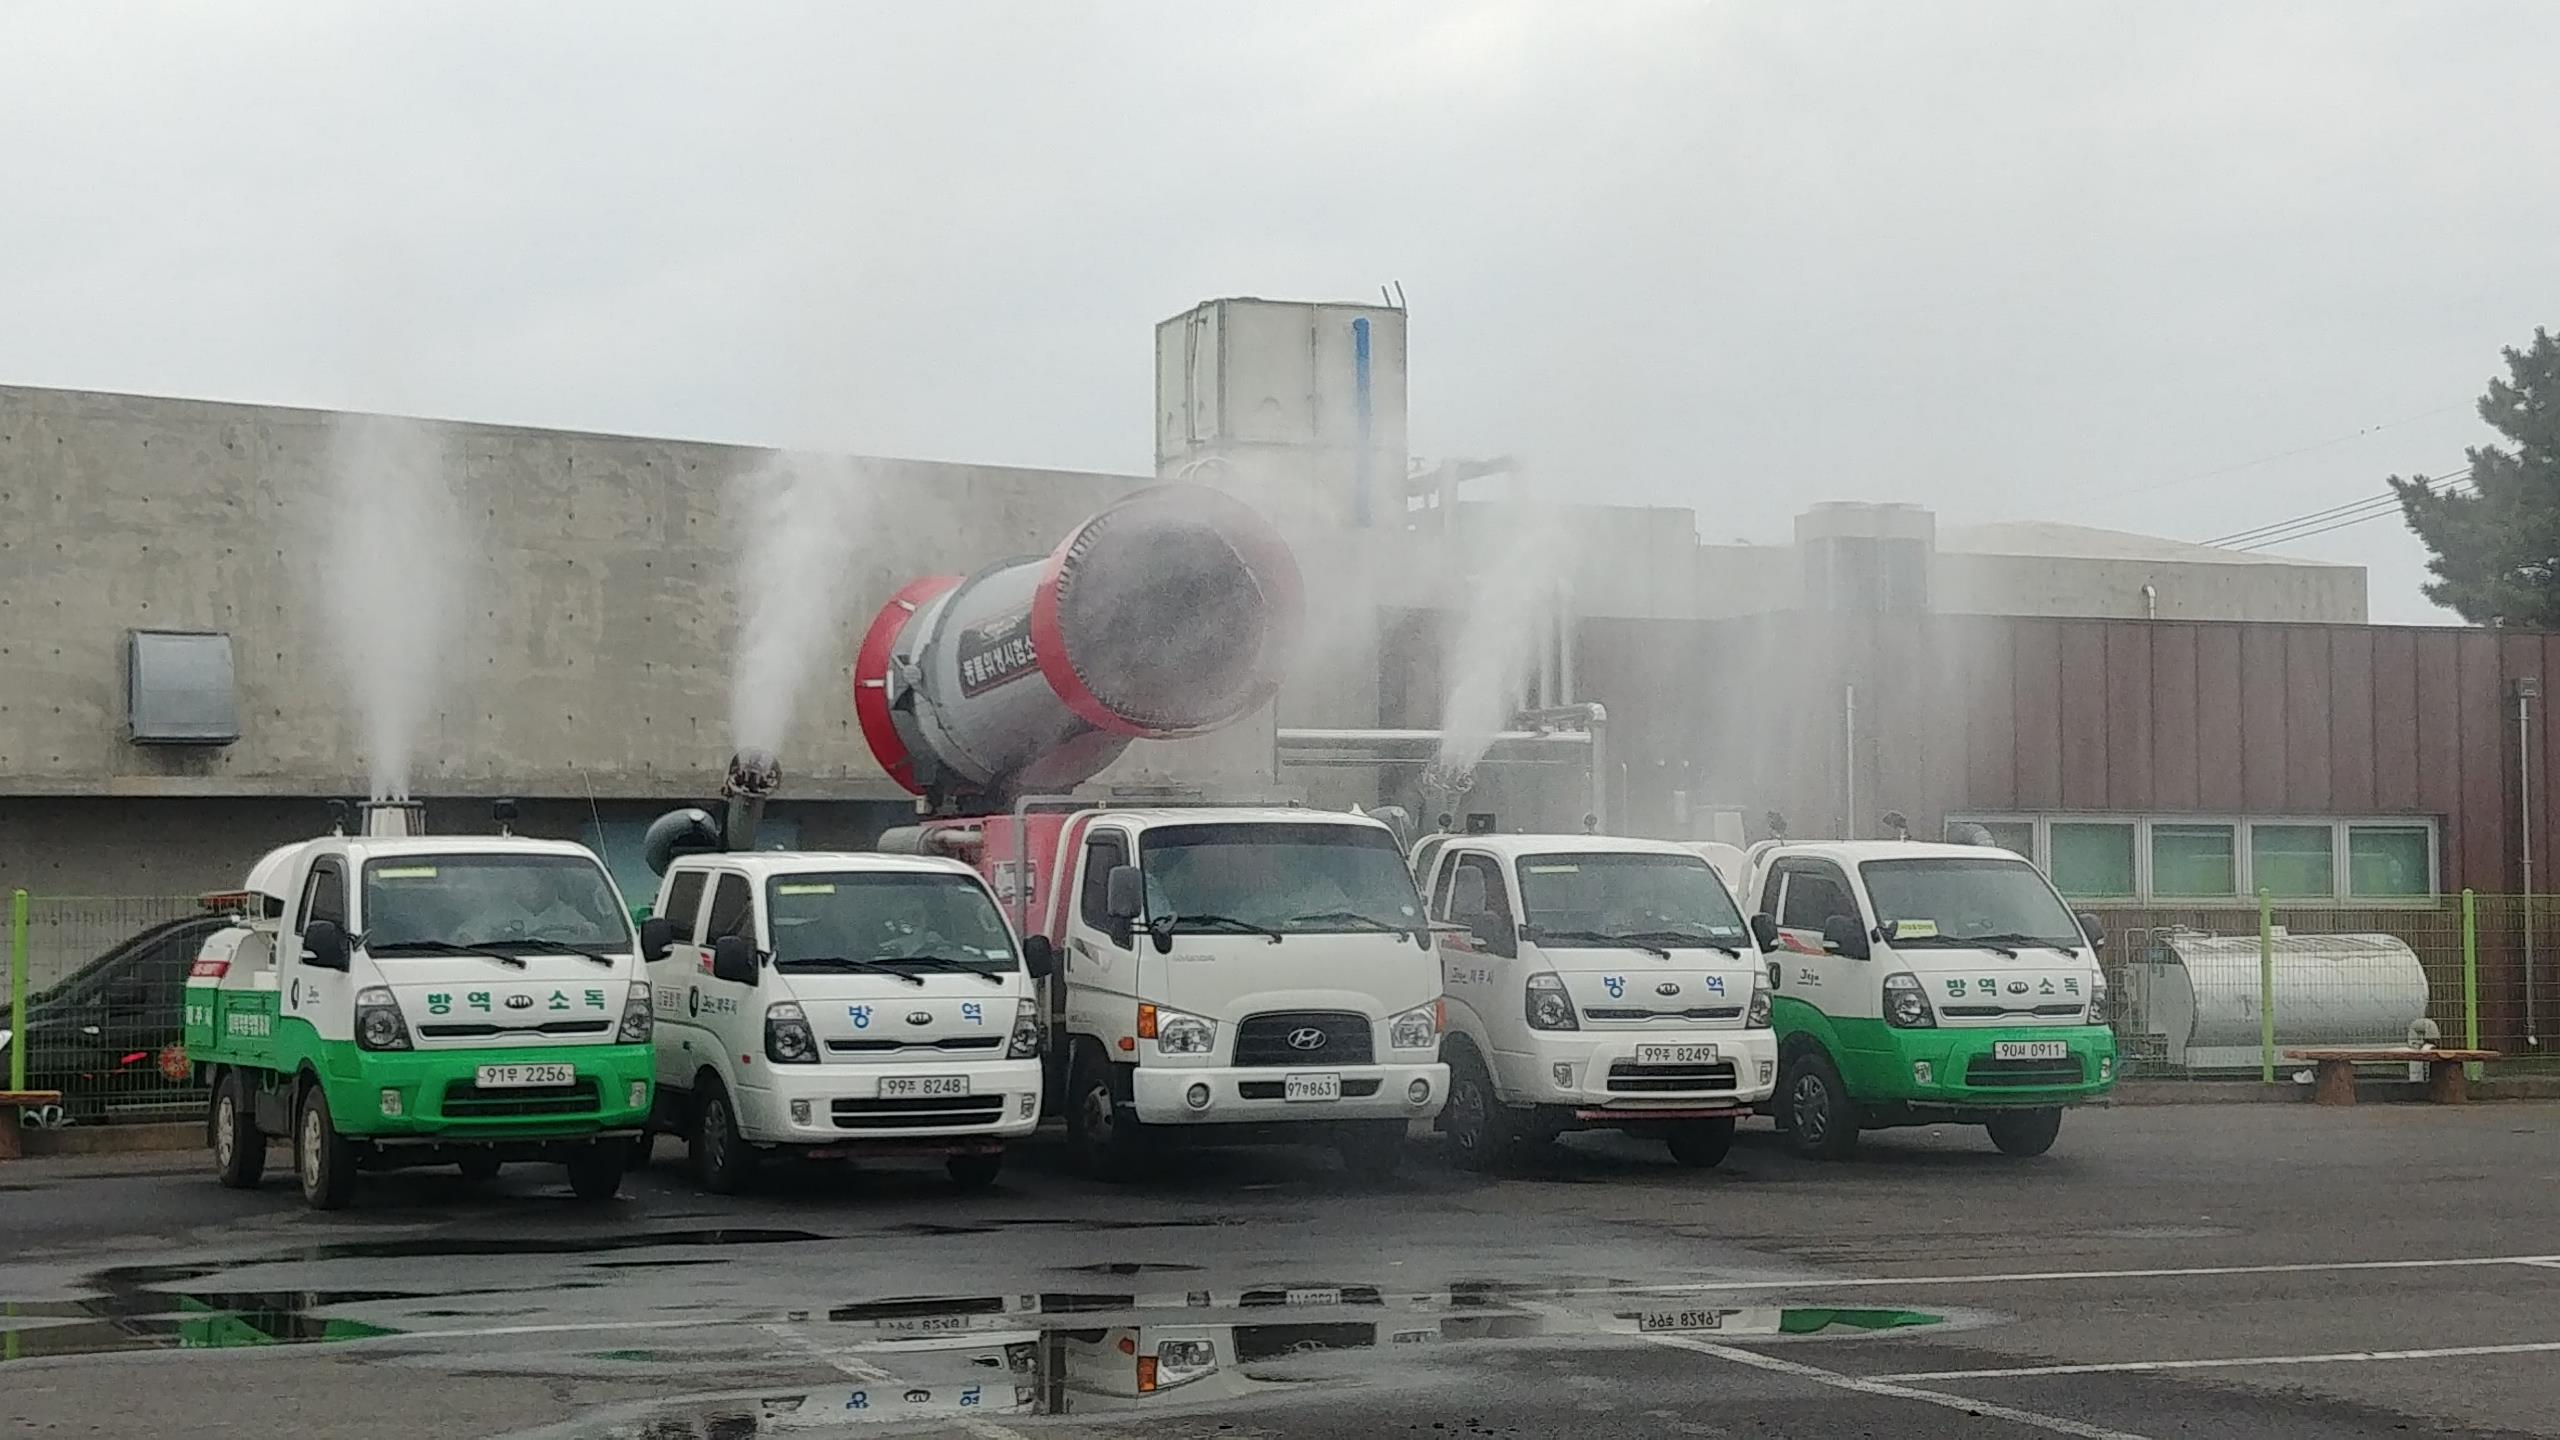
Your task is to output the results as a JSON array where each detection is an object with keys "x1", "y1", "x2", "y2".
[{"x1": 2135, "y1": 929, "x2": 2431, "y2": 1069}]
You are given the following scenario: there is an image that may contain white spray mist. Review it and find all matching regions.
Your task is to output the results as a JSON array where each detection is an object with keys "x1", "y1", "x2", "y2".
[
  {"x1": 1433, "y1": 502, "x2": 1574, "y2": 781},
  {"x1": 727, "y1": 452, "x2": 874, "y2": 758},
  {"x1": 321, "y1": 414, "x2": 468, "y2": 802}
]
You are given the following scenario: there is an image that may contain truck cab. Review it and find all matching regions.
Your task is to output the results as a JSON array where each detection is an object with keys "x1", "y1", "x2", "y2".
[
  {"x1": 1739, "y1": 839, "x2": 2118, "y2": 1158},
  {"x1": 184, "y1": 833, "x2": 655, "y2": 1209},
  {"x1": 1415, "y1": 834, "x2": 1779, "y2": 1170},
  {"x1": 642, "y1": 852, "x2": 1051, "y2": 1193},
  {"x1": 960, "y1": 806, "x2": 1447, "y2": 1180}
]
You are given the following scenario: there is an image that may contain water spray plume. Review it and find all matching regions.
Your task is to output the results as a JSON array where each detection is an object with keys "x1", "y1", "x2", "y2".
[
  {"x1": 728, "y1": 452, "x2": 872, "y2": 758},
  {"x1": 320, "y1": 415, "x2": 466, "y2": 802},
  {"x1": 1434, "y1": 502, "x2": 1570, "y2": 779}
]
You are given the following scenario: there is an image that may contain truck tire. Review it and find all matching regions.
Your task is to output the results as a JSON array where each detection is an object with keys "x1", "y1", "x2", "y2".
[
  {"x1": 627, "y1": 1131, "x2": 657, "y2": 1171},
  {"x1": 947, "y1": 1151, "x2": 1004, "y2": 1191},
  {"x1": 1334, "y1": 1120, "x2": 1409, "y2": 1181},
  {"x1": 1065, "y1": 1044, "x2": 1150, "y2": 1182},
  {"x1": 211, "y1": 1071, "x2": 267, "y2": 1190},
  {"x1": 1443, "y1": 1051, "x2": 1524, "y2": 1173},
  {"x1": 566, "y1": 1143, "x2": 625, "y2": 1201},
  {"x1": 1987, "y1": 1107, "x2": 2064, "y2": 1158},
  {"x1": 294, "y1": 1084, "x2": 356, "y2": 1210},
  {"x1": 1779, "y1": 1048, "x2": 1859, "y2": 1160},
  {"x1": 691, "y1": 1078, "x2": 758, "y2": 1195},
  {"x1": 1666, "y1": 1116, "x2": 1736, "y2": 1169}
]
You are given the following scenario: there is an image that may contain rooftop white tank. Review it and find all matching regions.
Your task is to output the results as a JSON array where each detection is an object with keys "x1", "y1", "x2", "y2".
[{"x1": 2124, "y1": 928, "x2": 2432, "y2": 1071}]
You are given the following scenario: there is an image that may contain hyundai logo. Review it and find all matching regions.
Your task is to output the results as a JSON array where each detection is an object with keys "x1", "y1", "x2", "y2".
[
  {"x1": 1656, "y1": 982, "x2": 1681, "y2": 997},
  {"x1": 505, "y1": 994, "x2": 535, "y2": 1010},
  {"x1": 1286, "y1": 1027, "x2": 1328, "y2": 1051},
  {"x1": 2006, "y1": 981, "x2": 2030, "y2": 995},
  {"x1": 906, "y1": 1011, "x2": 934, "y2": 1026}
]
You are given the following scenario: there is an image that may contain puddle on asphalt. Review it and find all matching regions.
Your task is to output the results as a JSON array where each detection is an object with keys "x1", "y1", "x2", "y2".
[{"x1": 301, "y1": 1228, "x2": 826, "y2": 1261}]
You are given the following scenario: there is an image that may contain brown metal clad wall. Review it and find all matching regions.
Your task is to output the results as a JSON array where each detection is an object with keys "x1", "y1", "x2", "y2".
[
  {"x1": 2107, "y1": 625, "x2": 2155, "y2": 812},
  {"x1": 2240, "y1": 627, "x2": 2288, "y2": 812},
  {"x1": 2285, "y1": 628, "x2": 2334, "y2": 813},
  {"x1": 1966, "y1": 618, "x2": 2018, "y2": 810},
  {"x1": 2457, "y1": 632, "x2": 2507, "y2": 892},
  {"x1": 2330, "y1": 629, "x2": 2377, "y2": 814},
  {"x1": 2152, "y1": 624, "x2": 2200, "y2": 810},
  {"x1": 2059, "y1": 622, "x2": 2109, "y2": 810},
  {"x1": 2372, "y1": 629, "x2": 2421, "y2": 812},
  {"x1": 2015, "y1": 623, "x2": 2064, "y2": 809},
  {"x1": 2196, "y1": 626, "x2": 2246, "y2": 810}
]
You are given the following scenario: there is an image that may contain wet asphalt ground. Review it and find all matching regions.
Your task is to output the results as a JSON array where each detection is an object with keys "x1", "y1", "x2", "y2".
[{"x1": 6, "y1": 1103, "x2": 2560, "y2": 1439}]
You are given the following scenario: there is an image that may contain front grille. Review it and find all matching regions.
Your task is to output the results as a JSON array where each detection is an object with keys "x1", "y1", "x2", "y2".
[
  {"x1": 1583, "y1": 1006, "x2": 1745, "y2": 1022},
  {"x1": 420, "y1": 1020, "x2": 614, "y2": 1038},
  {"x1": 1605, "y1": 1061, "x2": 1739, "y2": 1094},
  {"x1": 1239, "y1": 1078, "x2": 1384, "y2": 1100},
  {"x1": 442, "y1": 1078, "x2": 600, "y2": 1117},
  {"x1": 1940, "y1": 1004, "x2": 2086, "y2": 1019},
  {"x1": 1965, "y1": 1055, "x2": 2086, "y2": 1087},
  {"x1": 825, "y1": 1036, "x2": 1005, "y2": 1054},
  {"x1": 1234, "y1": 1011, "x2": 1373, "y2": 1067},
  {"x1": 831, "y1": 1096, "x2": 1009, "y2": 1130}
]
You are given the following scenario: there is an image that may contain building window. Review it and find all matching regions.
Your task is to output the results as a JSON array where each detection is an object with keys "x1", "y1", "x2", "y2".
[
  {"x1": 2151, "y1": 824, "x2": 2238, "y2": 898},
  {"x1": 1946, "y1": 814, "x2": 2437, "y2": 905},
  {"x1": 2048, "y1": 823, "x2": 2136, "y2": 899}
]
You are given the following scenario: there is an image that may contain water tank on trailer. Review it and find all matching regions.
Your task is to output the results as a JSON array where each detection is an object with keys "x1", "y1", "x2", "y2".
[{"x1": 2124, "y1": 927, "x2": 2432, "y2": 1071}]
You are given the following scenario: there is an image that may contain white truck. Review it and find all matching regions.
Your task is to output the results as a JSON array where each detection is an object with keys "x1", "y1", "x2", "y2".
[
  {"x1": 1410, "y1": 834, "x2": 1779, "y2": 1170},
  {"x1": 638, "y1": 851, "x2": 1053, "y2": 1192},
  {"x1": 888, "y1": 803, "x2": 1448, "y2": 1180}
]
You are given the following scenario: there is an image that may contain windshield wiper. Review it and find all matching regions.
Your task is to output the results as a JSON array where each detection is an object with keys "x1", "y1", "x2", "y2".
[
  {"x1": 1964, "y1": 931, "x2": 2080, "y2": 956},
  {"x1": 367, "y1": 938, "x2": 527, "y2": 969},
  {"x1": 1527, "y1": 928, "x2": 1670, "y2": 960},
  {"x1": 774, "y1": 956, "x2": 927, "y2": 986},
  {"x1": 873, "y1": 955, "x2": 1008, "y2": 985},
  {"x1": 1287, "y1": 910, "x2": 1414, "y2": 935},
  {"x1": 1621, "y1": 929, "x2": 1744, "y2": 958},
  {"x1": 1894, "y1": 932, "x2": 2018, "y2": 958},
  {"x1": 491, "y1": 937, "x2": 619, "y2": 966},
  {"x1": 1150, "y1": 913, "x2": 1285, "y2": 944}
]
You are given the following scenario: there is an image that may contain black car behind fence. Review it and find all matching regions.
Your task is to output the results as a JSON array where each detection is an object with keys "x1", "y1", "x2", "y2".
[{"x1": 6, "y1": 895, "x2": 222, "y2": 1126}]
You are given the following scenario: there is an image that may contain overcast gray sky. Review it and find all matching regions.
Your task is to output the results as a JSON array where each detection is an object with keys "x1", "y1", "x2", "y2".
[{"x1": 6, "y1": 1, "x2": 2554, "y2": 623}]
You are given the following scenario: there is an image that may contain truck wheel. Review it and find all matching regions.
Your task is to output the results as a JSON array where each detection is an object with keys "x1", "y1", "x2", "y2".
[
  {"x1": 294, "y1": 1084, "x2": 356, "y2": 1210},
  {"x1": 1987, "y1": 1107, "x2": 2064, "y2": 1157},
  {"x1": 211, "y1": 1072, "x2": 267, "y2": 1190},
  {"x1": 692, "y1": 1079, "x2": 758, "y2": 1195},
  {"x1": 1334, "y1": 1120, "x2": 1409, "y2": 1181},
  {"x1": 1666, "y1": 1116, "x2": 1736, "y2": 1169},
  {"x1": 1444, "y1": 1052, "x2": 1523, "y2": 1173},
  {"x1": 1779, "y1": 1049, "x2": 1859, "y2": 1160},
  {"x1": 947, "y1": 1151, "x2": 1004, "y2": 1191},
  {"x1": 565, "y1": 1143, "x2": 625, "y2": 1201},
  {"x1": 458, "y1": 1154, "x2": 502, "y2": 1183},
  {"x1": 627, "y1": 1131, "x2": 657, "y2": 1171},
  {"x1": 1065, "y1": 1046, "x2": 1150, "y2": 1182}
]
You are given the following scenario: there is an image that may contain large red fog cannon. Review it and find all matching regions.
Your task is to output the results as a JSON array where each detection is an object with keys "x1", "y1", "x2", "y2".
[{"x1": 855, "y1": 484, "x2": 1302, "y2": 814}]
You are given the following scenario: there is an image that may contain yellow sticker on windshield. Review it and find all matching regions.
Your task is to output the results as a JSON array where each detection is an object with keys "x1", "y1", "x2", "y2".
[
  {"x1": 1525, "y1": 865, "x2": 1581, "y2": 874},
  {"x1": 1892, "y1": 918, "x2": 1939, "y2": 938},
  {"x1": 776, "y1": 883, "x2": 837, "y2": 896},
  {"x1": 374, "y1": 866, "x2": 439, "y2": 880}
]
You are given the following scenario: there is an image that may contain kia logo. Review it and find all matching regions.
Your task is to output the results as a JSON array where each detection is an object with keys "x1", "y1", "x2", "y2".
[
  {"x1": 2006, "y1": 981, "x2": 2030, "y2": 995},
  {"x1": 1656, "y1": 982, "x2": 1681, "y2": 996},
  {"x1": 1286, "y1": 1027, "x2": 1327, "y2": 1051},
  {"x1": 505, "y1": 994, "x2": 535, "y2": 1010},
  {"x1": 906, "y1": 1011, "x2": 934, "y2": 1026}
]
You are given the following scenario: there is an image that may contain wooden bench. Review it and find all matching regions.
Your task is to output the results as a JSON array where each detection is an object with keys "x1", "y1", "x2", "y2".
[
  {"x1": 0, "y1": 1090, "x2": 65, "y2": 1159},
  {"x1": 2284, "y1": 1049, "x2": 2499, "y2": 1106}
]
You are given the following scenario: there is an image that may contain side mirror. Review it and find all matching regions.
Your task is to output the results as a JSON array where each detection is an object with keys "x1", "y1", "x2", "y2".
[
  {"x1": 302, "y1": 919, "x2": 351, "y2": 971},
  {"x1": 2077, "y1": 912, "x2": 2106, "y2": 951},
  {"x1": 1021, "y1": 934, "x2": 1057, "y2": 979},
  {"x1": 638, "y1": 916, "x2": 676, "y2": 963},
  {"x1": 710, "y1": 934, "x2": 760, "y2": 986},
  {"x1": 1767, "y1": 960, "x2": 1783, "y2": 991},
  {"x1": 1748, "y1": 913, "x2": 1782, "y2": 952},
  {"x1": 1820, "y1": 914, "x2": 1870, "y2": 961},
  {"x1": 1104, "y1": 865, "x2": 1144, "y2": 922}
]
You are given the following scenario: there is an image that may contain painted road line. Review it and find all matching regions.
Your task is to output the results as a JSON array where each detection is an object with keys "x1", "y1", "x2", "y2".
[
  {"x1": 1631, "y1": 1252, "x2": 2560, "y2": 1297},
  {"x1": 1875, "y1": 1339, "x2": 2560, "y2": 1383},
  {"x1": 760, "y1": 1322, "x2": 1033, "y2": 1440},
  {"x1": 1646, "y1": 1333, "x2": 2153, "y2": 1440}
]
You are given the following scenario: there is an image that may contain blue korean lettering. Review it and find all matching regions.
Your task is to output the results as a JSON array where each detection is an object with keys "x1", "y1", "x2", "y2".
[
  {"x1": 849, "y1": 1005, "x2": 872, "y2": 1029},
  {"x1": 961, "y1": 1002, "x2": 984, "y2": 1025},
  {"x1": 1603, "y1": 976, "x2": 1625, "y2": 998}
]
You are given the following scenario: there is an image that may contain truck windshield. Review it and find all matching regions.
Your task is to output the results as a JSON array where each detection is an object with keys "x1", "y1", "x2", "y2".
[
  {"x1": 1858, "y1": 857, "x2": 2084, "y2": 952},
  {"x1": 363, "y1": 855, "x2": 633, "y2": 955},
  {"x1": 1517, "y1": 853, "x2": 1748, "y2": 949},
  {"x1": 767, "y1": 873, "x2": 1019, "y2": 975},
  {"x1": 1139, "y1": 823, "x2": 1423, "y2": 937}
]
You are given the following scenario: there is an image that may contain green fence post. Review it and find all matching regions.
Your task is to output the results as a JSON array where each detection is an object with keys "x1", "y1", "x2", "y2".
[
  {"x1": 2463, "y1": 889, "x2": 2482, "y2": 1082},
  {"x1": 2258, "y1": 887, "x2": 2276, "y2": 1084},
  {"x1": 8, "y1": 889, "x2": 27, "y2": 1093}
]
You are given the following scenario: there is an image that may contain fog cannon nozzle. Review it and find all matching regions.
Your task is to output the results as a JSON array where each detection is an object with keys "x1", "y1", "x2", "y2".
[{"x1": 722, "y1": 748, "x2": 782, "y2": 852}]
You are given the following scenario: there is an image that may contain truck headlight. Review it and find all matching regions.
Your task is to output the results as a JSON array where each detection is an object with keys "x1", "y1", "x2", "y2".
[
  {"x1": 1745, "y1": 984, "x2": 1772, "y2": 1029},
  {"x1": 1389, "y1": 1001, "x2": 1441, "y2": 1051},
  {"x1": 2089, "y1": 967, "x2": 2110, "y2": 1019},
  {"x1": 1155, "y1": 1010, "x2": 1216, "y2": 1056},
  {"x1": 764, "y1": 1002, "x2": 819, "y2": 1064},
  {"x1": 1524, "y1": 973, "x2": 1579, "y2": 1032},
  {"x1": 355, "y1": 986, "x2": 412, "y2": 1051},
  {"x1": 617, "y1": 980, "x2": 654, "y2": 1043},
  {"x1": 1142, "y1": 1337, "x2": 1218, "y2": 1392},
  {"x1": 1007, "y1": 998, "x2": 1043, "y2": 1059},
  {"x1": 1882, "y1": 973, "x2": 1935, "y2": 1029}
]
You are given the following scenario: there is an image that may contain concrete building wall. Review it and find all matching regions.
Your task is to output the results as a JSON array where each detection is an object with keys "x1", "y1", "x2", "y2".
[{"x1": 1938, "y1": 551, "x2": 2369, "y2": 624}]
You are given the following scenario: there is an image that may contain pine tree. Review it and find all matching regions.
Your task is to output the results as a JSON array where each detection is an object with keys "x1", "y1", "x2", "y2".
[{"x1": 2396, "y1": 328, "x2": 2560, "y2": 626}]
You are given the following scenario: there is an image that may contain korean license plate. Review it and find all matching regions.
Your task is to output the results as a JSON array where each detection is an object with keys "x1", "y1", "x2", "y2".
[
  {"x1": 879, "y1": 1075, "x2": 969, "y2": 1099},
  {"x1": 1637, "y1": 1044, "x2": 1718, "y2": 1066},
  {"x1": 1283, "y1": 1072, "x2": 1342, "y2": 1102},
  {"x1": 1994, "y1": 1042, "x2": 2069, "y2": 1061},
  {"x1": 475, "y1": 1063, "x2": 574, "y2": 1089},
  {"x1": 1639, "y1": 1308, "x2": 1726, "y2": 1333}
]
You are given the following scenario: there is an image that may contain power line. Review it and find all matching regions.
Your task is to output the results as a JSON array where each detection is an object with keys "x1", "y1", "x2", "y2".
[
  {"x1": 2051, "y1": 403, "x2": 2468, "y2": 511},
  {"x1": 2207, "y1": 466, "x2": 2476, "y2": 552}
]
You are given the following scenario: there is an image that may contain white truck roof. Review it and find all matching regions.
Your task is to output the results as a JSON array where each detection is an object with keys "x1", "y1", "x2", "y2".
[
  {"x1": 1080, "y1": 808, "x2": 1394, "y2": 834},
  {"x1": 666, "y1": 850, "x2": 982, "y2": 880},
  {"x1": 1737, "y1": 838, "x2": 2039, "y2": 901},
  {"x1": 1425, "y1": 833, "x2": 1714, "y2": 862}
]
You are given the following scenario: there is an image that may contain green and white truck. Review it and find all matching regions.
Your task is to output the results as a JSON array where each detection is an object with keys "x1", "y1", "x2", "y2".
[
  {"x1": 184, "y1": 807, "x2": 656, "y2": 1208},
  {"x1": 1736, "y1": 839, "x2": 2117, "y2": 1158}
]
